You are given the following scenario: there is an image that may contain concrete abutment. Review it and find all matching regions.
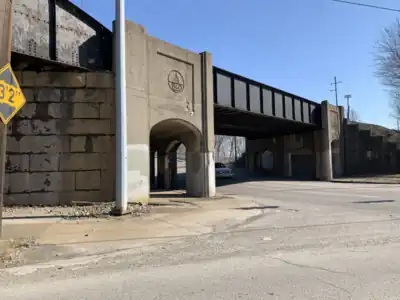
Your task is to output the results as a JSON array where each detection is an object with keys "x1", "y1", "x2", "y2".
[{"x1": 4, "y1": 17, "x2": 346, "y2": 206}]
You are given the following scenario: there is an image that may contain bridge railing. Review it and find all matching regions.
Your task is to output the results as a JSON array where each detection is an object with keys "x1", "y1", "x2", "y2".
[
  {"x1": 12, "y1": 0, "x2": 112, "y2": 71},
  {"x1": 213, "y1": 67, "x2": 321, "y2": 126}
]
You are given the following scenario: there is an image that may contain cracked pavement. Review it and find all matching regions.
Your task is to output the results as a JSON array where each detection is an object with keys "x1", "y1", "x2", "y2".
[{"x1": 0, "y1": 180, "x2": 399, "y2": 299}]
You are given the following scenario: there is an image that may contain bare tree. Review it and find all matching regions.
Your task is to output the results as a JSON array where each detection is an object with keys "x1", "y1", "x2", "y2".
[
  {"x1": 214, "y1": 135, "x2": 245, "y2": 163},
  {"x1": 347, "y1": 108, "x2": 360, "y2": 123},
  {"x1": 374, "y1": 18, "x2": 400, "y2": 122}
]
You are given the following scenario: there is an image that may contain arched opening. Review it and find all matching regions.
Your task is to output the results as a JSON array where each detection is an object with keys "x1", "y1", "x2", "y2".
[{"x1": 150, "y1": 119, "x2": 202, "y2": 196}]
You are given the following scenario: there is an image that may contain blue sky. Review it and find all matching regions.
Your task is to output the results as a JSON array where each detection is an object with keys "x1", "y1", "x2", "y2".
[{"x1": 72, "y1": 0, "x2": 399, "y2": 129}]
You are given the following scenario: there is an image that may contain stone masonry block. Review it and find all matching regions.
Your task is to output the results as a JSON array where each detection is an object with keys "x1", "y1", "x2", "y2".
[
  {"x1": 47, "y1": 103, "x2": 69, "y2": 119},
  {"x1": 18, "y1": 103, "x2": 37, "y2": 118},
  {"x1": 100, "y1": 170, "x2": 115, "y2": 201},
  {"x1": 30, "y1": 154, "x2": 60, "y2": 172},
  {"x1": 100, "y1": 153, "x2": 115, "y2": 171},
  {"x1": 11, "y1": 120, "x2": 59, "y2": 135},
  {"x1": 20, "y1": 71, "x2": 36, "y2": 87},
  {"x1": 92, "y1": 136, "x2": 113, "y2": 153},
  {"x1": 64, "y1": 89, "x2": 107, "y2": 103},
  {"x1": 64, "y1": 191, "x2": 103, "y2": 204},
  {"x1": 75, "y1": 171, "x2": 101, "y2": 190},
  {"x1": 7, "y1": 135, "x2": 69, "y2": 154},
  {"x1": 59, "y1": 153, "x2": 102, "y2": 171},
  {"x1": 6, "y1": 155, "x2": 29, "y2": 172},
  {"x1": 100, "y1": 102, "x2": 115, "y2": 119},
  {"x1": 5, "y1": 191, "x2": 106, "y2": 206},
  {"x1": 5, "y1": 193, "x2": 61, "y2": 206},
  {"x1": 8, "y1": 173, "x2": 30, "y2": 193},
  {"x1": 22, "y1": 72, "x2": 86, "y2": 88},
  {"x1": 73, "y1": 103, "x2": 100, "y2": 119},
  {"x1": 70, "y1": 136, "x2": 87, "y2": 152},
  {"x1": 8, "y1": 172, "x2": 75, "y2": 193},
  {"x1": 66, "y1": 119, "x2": 112, "y2": 135},
  {"x1": 4, "y1": 173, "x2": 9, "y2": 194},
  {"x1": 32, "y1": 120, "x2": 59, "y2": 135},
  {"x1": 14, "y1": 71, "x2": 22, "y2": 84},
  {"x1": 21, "y1": 88, "x2": 36, "y2": 102},
  {"x1": 86, "y1": 73, "x2": 114, "y2": 89},
  {"x1": 36, "y1": 88, "x2": 63, "y2": 102}
]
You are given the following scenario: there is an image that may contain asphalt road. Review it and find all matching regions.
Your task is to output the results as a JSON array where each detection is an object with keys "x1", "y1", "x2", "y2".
[{"x1": 1, "y1": 180, "x2": 399, "y2": 299}]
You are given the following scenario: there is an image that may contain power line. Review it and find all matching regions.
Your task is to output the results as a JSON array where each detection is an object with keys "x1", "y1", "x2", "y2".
[
  {"x1": 332, "y1": 0, "x2": 400, "y2": 13},
  {"x1": 330, "y1": 76, "x2": 342, "y2": 107}
]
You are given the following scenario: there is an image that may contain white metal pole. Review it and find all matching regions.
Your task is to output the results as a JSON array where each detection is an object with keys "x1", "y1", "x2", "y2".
[{"x1": 115, "y1": 0, "x2": 128, "y2": 214}]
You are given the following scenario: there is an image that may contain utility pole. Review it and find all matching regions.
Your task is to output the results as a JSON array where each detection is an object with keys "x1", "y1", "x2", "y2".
[
  {"x1": 114, "y1": 0, "x2": 128, "y2": 215},
  {"x1": 344, "y1": 94, "x2": 352, "y2": 120},
  {"x1": 0, "y1": 0, "x2": 14, "y2": 238},
  {"x1": 330, "y1": 76, "x2": 342, "y2": 107}
]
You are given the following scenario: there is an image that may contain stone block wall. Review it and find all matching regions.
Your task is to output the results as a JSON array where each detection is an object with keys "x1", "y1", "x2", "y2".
[
  {"x1": 4, "y1": 71, "x2": 116, "y2": 206},
  {"x1": 344, "y1": 122, "x2": 399, "y2": 175}
]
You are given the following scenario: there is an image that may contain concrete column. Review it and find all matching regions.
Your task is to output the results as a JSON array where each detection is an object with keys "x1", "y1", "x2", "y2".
[
  {"x1": 247, "y1": 152, "x2": 256, "y2": 174},
  {"x1": 275, "y1": 136, "x2": 285, "y2": 177},
  {"x1": 200, "y1": 52, "x2": 216, "y2": 198},
  {"x1": 150, "y1": 151, "x2": 155, "y2": 188},
  {"x1": 283, "y1": 152, "x2": 292, "y2": 177},
  {"x1": 186, "y1": 151, "x2": 204, "y2": 196},
  {"x1": 123, "y1": 21, "x2": 150, "y2": 203},
  {"x1": 157, "y1": 153, "x2": 165, "y2": 189},
  {"x1": 168, "y1": 151, "x2": 177, "y2": 190},
  {"x1": 320, "y1": 101, "x2": 333, "y2": 181},
  {"x1": 313, "y1": 130, "x2": 321, "y2": 180}
]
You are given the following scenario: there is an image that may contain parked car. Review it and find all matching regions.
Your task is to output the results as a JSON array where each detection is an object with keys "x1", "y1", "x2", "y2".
[{"x1": 215, "y1": 162, "x2": 234, "y2": 179}]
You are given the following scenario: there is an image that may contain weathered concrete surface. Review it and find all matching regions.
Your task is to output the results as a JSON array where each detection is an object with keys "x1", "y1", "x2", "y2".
[
  {"x1": 0, "y1": 193, "x2": 261, "y2": 268},
  {"x1": 123, "y1": 21, "x2": 215, "y2": 204},
  {"x1": 0, "y1": 181, "x2": 399, "y2": 299},
  {"x1": 5, "y1": 72, "x2": 116, "y2": 206}
]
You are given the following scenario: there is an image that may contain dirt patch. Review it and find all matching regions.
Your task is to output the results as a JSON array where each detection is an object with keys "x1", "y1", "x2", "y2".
[{"x1": 0, "y1": 237, "x2": 38, "y2": 268}]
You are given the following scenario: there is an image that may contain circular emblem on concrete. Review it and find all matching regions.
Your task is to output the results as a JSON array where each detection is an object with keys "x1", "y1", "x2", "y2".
[{"x1": 168, "y1": 70, "x2": 184, "y2": 93}]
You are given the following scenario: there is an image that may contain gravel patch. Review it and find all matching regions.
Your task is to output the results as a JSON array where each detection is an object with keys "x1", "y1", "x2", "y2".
[{"x1": 3, "y1": 203, "x2": 151, "y2": 220}]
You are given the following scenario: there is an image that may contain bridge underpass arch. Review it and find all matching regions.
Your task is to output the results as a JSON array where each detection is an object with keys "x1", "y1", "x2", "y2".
[{"x1": 150, "y1": 118, "x2": 203, "y2": 196}]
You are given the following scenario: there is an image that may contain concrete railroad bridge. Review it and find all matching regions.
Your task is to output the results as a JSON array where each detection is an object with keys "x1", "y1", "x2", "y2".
[{"x1": 4, "y1": 0, "x2": 347, "y2": 206}]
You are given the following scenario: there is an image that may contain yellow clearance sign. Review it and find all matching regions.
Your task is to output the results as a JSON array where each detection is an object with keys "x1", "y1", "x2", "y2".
[{"x1": 0, "y1": 63, "x2": 26, "y2": 124}]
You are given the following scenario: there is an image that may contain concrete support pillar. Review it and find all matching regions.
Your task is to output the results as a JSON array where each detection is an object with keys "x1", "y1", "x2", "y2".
[
  {"x1": 331, "y1": 106, "x2": 345, "y2": 177},
  {"x1": 200, "y1": 52, "x2": 216, "y2": 198},
  {"x1": 150, "y1": 151, "x2": 156, "y2": 188},
  {"x1": 157, "y1": 153, "x2": 165, "y2": 189},
  {"x1": 275, "y1": 136, "x2": 285, "y2": 177},
  {"x1": 186, "y1": 151, "x2": 204, "y2": 196},
  {"x1": 168, "y1": 151, "x2": 177, "y2": 190},
  {"x1": 313, "y1": 130, "x2": 322, "y2": 180},
  {"x1": 283, "y1": 152, "x2": 292, "y2": 177},
  {"x1": 320, "y1": 101, "x2": 333, "y2": 181},
  {"x1": 247, "y1": 152, "x2": 256, "y2": 174},
  {"x1": 123, "y1": 21, "x2": 150, "y2": 203}
]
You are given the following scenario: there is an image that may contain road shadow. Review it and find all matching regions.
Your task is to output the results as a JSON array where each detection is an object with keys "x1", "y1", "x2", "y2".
[
  {"x1": 352, "y1": 200, "x2": 395, "y2": 204},
  {"x1": 150, "y1": 191, "x2": 189, "y2": 199},
  {"x1": 235, "y1": 205, "x2": 280, "y2": 211},
  {"x1": 333, "y1": 180, "x2": 399, "y2": 185},
  {"x1": 216, "y1": 168, "x2": 315, "y2": 187}
]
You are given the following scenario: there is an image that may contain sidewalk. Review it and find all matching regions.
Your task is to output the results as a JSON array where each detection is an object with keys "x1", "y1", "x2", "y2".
[
  {"x1": 0, "y1": 193, "x2": 263, "y2": 268},
  {"x1": 333, "y1": 174, "x2": 400, "y2": 184}
]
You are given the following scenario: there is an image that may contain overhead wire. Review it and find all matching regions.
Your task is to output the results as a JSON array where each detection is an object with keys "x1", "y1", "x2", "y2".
[{"x1": 332, "y1": 0, "x2": 400, "y2": 13}]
